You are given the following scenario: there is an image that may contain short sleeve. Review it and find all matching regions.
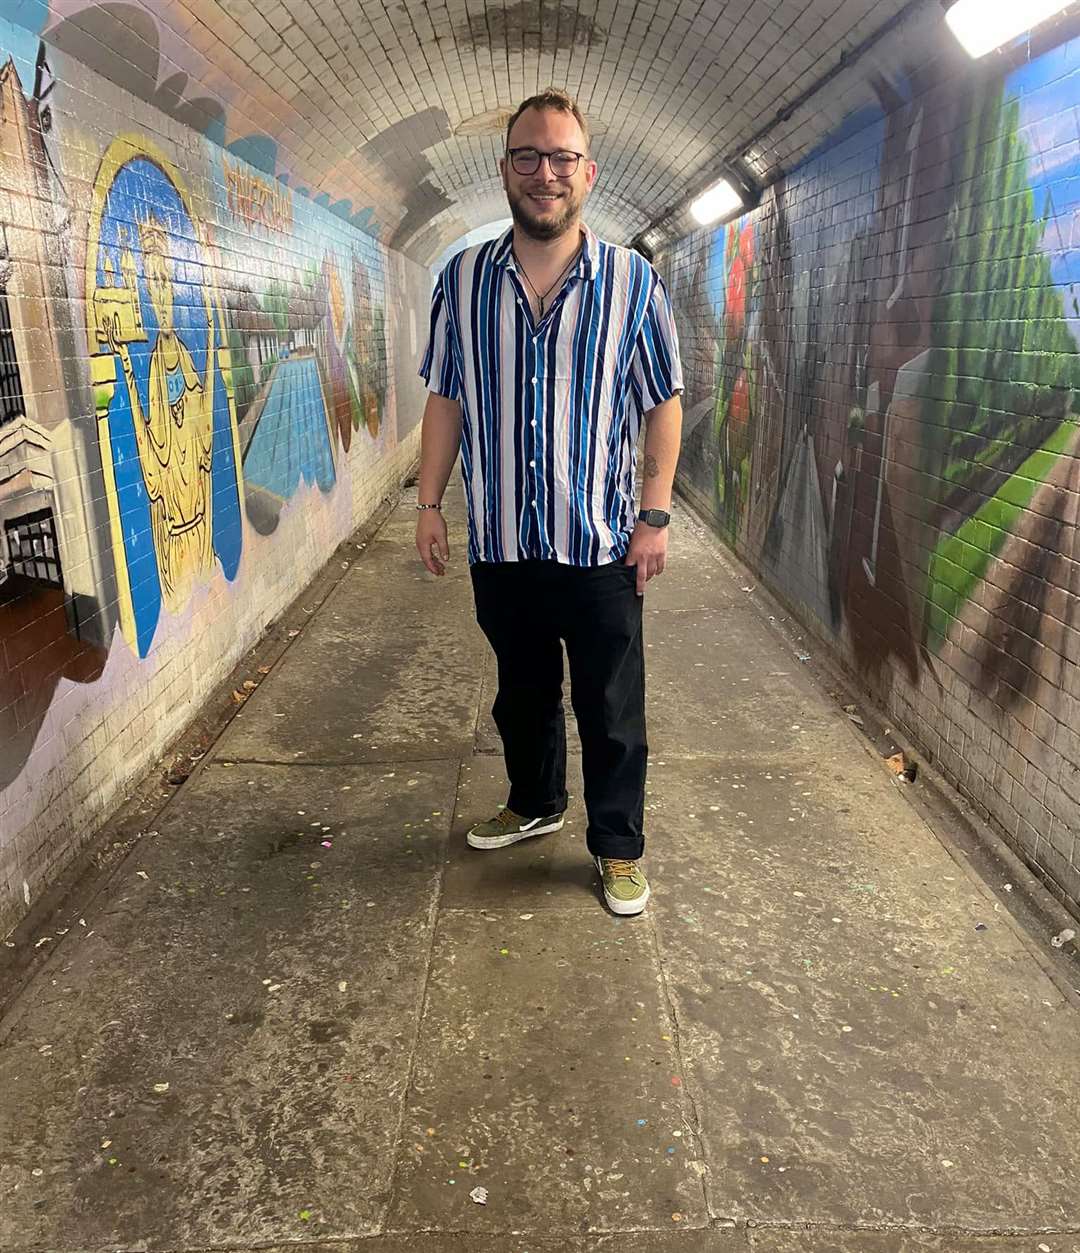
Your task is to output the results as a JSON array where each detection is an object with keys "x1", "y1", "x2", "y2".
[
  {"x1": 632, "y1": 271, "x2": 684, "y2": 411},
  {"x1": 418, "y1": 269, "x2": 461, "y2": 400}
]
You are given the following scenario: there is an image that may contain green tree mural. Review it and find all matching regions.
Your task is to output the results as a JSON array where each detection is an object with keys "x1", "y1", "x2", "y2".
[
  {"x1": 263, "y1": 279, "x2": 290, "y2": 336},
  {"x1": 924, "y1": 78, "x2": 1080, "y2": 648}
]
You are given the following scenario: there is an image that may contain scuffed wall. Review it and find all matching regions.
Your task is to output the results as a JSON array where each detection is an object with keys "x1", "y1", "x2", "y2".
[
  {"x1": 660, "y1": 44, "x2": 1080, "y2": 915},
  {"x1": 0, "y1": 18, "x2": 432, "y2": 938}
]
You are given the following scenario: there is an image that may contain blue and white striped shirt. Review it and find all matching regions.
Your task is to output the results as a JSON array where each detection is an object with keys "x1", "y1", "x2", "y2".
[{"x1": 419, "y1": 223, "x2": 683, "y2": 566}]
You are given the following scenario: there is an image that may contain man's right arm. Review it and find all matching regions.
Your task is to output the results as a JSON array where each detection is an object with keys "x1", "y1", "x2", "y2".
[{"x1": 415, "y1": 390, "x2": 463, "y2": 576}]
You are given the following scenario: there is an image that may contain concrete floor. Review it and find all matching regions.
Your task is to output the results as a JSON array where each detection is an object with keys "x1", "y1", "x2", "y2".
[{"x1": 3, "y1": 487, "x2": 1080, "y2": 1253}]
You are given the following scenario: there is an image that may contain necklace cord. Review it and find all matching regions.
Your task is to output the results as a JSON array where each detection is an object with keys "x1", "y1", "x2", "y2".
[{"x1": 515, "y1": 243, "x2": 582, "y2": 314}]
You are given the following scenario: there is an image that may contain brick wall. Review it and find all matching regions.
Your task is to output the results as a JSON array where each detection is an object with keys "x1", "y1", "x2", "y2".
[
  {"x1": 658, "y1": 41, "x2": 1080, "y2": 917},
  {"x1": 0, "y1": 20, "x2": 432, "y2": 939}
]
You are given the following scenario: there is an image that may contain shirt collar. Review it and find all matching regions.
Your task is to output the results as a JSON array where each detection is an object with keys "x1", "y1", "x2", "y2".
[{"x1": 492, "y1": 222, "x2": 599, "y2": 283}]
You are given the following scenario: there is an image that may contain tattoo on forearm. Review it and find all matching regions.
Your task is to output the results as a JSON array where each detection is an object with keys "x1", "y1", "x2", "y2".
[{"x1": 644, "y1": 455, "x2": 660, "y2": 479}]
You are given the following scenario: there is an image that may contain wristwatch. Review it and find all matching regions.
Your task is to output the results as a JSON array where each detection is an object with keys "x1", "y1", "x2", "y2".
[{"x1": 637, "y1": 508, "x2": 670, "y2": 528}]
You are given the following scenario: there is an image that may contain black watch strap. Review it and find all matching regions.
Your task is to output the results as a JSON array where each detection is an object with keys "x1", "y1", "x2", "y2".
[{"x1": 637, "y1": 508, "x2": 670, "y2": 527}]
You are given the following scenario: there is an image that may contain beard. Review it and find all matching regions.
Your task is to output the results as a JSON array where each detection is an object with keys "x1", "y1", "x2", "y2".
[{"x1": 506, "y1": 183, "x2": 583, "y2": 241}]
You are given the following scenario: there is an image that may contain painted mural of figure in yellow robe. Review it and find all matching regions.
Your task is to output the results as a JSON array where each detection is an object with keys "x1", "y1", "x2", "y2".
[{"x1": 106, "y1": 214, "x2": 215, "y2": 611}]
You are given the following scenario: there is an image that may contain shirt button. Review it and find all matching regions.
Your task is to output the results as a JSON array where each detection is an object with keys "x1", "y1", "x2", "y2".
[
  {"x1": 529, "y1": 459, "x2": 536, "y2": 467},
  {"x1": 531, "y1": 419, "x2": 537, "y2": 427},
  {"x1": 531, "y1": 376, "x2": 537, "y2": 384}
]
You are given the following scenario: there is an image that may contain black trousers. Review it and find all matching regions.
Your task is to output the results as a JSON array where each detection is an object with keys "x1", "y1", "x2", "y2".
[{"x1": 470, "y1": 559, "x2": 648, "y2": 860}]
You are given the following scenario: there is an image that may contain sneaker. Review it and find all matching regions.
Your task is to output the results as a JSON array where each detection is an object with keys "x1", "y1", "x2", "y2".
[
  {"x1": 596, "y1": 857, "x2": 650, "y2": 915},
  {"x1": 466, "y1": 805, "x2": 565, "y2": 849}
]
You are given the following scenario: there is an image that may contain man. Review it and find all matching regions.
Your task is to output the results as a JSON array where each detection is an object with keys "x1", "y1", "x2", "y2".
[{"x1": 415, "y1": 88, "x2": 683, "y2": 916}]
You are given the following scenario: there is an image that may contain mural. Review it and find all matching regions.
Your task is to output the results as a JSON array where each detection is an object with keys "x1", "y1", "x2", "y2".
[
  {"x1": 349, "y1": 250, "x2": 389, "y2": 439},
  {"x1": 665, "y1": 43, "x2": 1080, "y2": 900},
  {"x1": 88, "y1": 138, "x2": 244, "y2": 657},
  {"x1": 215, "y1": 167, "x2": 391, "y2": 535},
  {"x1": 710, "y1": 219, "x2": 756, "y2": 543},
  {"x1": 0, "y1": 47, "x2": 114, "y2": 789},
  {"x1": 0, "y1": 0, "x2": 474, "y2": 245},
  {"x1": 0, "y1": 8, "x2": 422, "y2": 946}
]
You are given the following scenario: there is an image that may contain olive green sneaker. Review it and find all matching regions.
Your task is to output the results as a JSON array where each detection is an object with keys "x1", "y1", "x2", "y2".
[
  {"x1": 466, "y1": 805, "x2": 565, "y2": 850},
  {"x1": 596, "y1": 857, "x2": 650, "y2": 915}
]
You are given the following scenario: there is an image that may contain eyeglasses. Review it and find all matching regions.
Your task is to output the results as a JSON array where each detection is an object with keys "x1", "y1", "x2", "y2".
[{"x1": 507, "y1": 147, "x2": 586, "y2": 177}]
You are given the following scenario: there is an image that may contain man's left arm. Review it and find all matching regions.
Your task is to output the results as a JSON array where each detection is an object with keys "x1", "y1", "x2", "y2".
[{"x1": 625, "y1": 394, "x2": 683, "y2": 595}]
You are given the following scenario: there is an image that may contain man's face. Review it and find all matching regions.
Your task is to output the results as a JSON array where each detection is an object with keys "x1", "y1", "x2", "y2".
[{"x1": 500, "y1": 107, "x2": 597, "y2": 242}]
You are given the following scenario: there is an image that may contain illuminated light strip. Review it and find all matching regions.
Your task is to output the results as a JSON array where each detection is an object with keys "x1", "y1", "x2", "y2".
[
  {"x1": 689, "y1": 177, "x2": 744, "y2": 226},
  {"x1": 945, "y1": 0, "x2": 1072, "y2": 58}
]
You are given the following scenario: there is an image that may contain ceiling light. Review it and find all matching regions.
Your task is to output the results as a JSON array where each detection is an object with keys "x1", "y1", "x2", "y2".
[
  {"x1": 945, "y1": 0, "x2": 1072, "y2": 58},
  {"x1": 689, "y1": 177, "x2": 744, "y2": 227}
]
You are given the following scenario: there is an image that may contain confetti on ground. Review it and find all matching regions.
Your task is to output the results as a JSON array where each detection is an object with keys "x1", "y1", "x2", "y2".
[
  {"x1": 153, "y1": 1082, "x2": 169, "y2": 1093},
  {"x1": 338, "y1": 981, "x2": 348, "y2": 992},
  {"x1": 469, "y1": 1186, "x2": 488, "y2": 1205}
]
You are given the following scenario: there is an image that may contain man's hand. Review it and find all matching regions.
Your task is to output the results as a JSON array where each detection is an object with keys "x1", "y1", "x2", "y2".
[
  {"x1": 416, "y1": 509, "x2": 450, "y2": 576},
  {"x1": 624, "y1": 521, "x2": 668, "y2": 596}
]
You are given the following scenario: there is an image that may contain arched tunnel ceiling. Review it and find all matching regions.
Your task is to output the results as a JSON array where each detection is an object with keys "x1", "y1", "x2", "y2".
[{"x1": 25, "y1": 0, "x2": 932, "y2": 263}]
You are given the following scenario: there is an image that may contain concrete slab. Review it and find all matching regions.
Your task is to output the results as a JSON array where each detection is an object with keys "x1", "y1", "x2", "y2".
[
  {"x1": 475, "y1": 598, "x2": 843, "y2": 764},
  {"x1": 474, "y1": 602, "x2": 822, "y2": 764},
  {"x1": 240, "y1": 1233, "x2": 739, "y2": 1253},
  {"x1": 0, "y1": 760, "x2": 457, "y2": 1252},
  {"x1": 6, "y1": 480, "x2": 1080, "y2": 1252},
  {"x1": 375, "y1": 492, "x2": 471, "y2": 553},
  {"x1": 643, "y1": 608, "x2": 849, "y2": 758},
  {"x1": 242, "y1": 1238, "x2": 593, "y2": 1253},
  {"x1": 119, "y1": 1227, "x2": 1080, "y2": 1253},
  {"x1": 641, "y1": 755, "x2": 1080, "y2": 1229},
  {"x1": 377, "y1": 510, "x2": 470, "y2": 549},
  {"x1": 441, "y1": 756, "x2": 597, "y2": 911},
  {"x1": 212, "y1": 538, "x2": 487, "y2": 765},
  {"x1": 747, "y1": 1229, "x2": 1080, "y2": 1252},
  {"x1": 642, "y1": 522, "x2": 749, "y2": 614},
  {"x1": 386, "y1": 909, "x2": 709, "y2": 1237}
]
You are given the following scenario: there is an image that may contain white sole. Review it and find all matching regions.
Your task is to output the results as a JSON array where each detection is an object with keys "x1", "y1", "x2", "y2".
[
  {"x1": 466, "y1": 815, "x2": 564, "y2": 849},
  {"x1": 597, "y1": 859, "x2": 650, "y2": 915}
]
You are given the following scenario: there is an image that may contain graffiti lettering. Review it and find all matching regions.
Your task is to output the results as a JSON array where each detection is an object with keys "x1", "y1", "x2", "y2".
[{"x1": 223, "y1": 156, "x2": 293, "y2": 234}]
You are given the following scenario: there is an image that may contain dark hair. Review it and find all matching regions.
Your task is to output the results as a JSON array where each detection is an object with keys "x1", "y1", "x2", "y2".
[{"x1": 505, "y1": 88, "x2": 590, "y2": 153}]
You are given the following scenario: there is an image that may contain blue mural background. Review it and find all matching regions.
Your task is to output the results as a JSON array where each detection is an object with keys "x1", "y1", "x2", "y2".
[{"x1": 97, "y1": 156, "x2": 242, "y2": 656}]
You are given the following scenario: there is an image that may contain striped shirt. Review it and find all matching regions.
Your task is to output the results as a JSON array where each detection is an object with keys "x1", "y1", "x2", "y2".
[{"x1": 419, "y1": 223, "x2": 683, "y2": 566}]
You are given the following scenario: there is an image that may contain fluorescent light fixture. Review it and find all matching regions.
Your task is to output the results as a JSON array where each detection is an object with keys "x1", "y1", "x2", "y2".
[
  {"x1": 689, "y1": 177, "x2": 744, "y2": 226},
  {"x1": 945, "y1": 0, "x2": 1072, "y2": 58}
]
